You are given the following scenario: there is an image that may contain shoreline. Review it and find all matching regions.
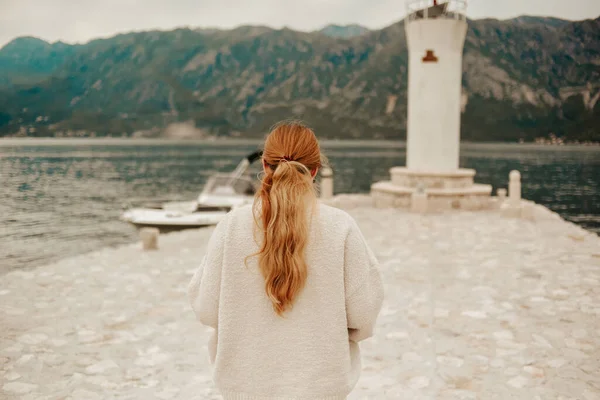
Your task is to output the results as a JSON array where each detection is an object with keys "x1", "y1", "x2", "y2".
[
  {"x1": 1, "y1": 196, "x2": 598, "y2": 278},
  {"x1": 2, "y1": 137, "x2": 600, "y2": 151},
  {"x1": 1, "y1": 195, "x2": 599, "y2": 398}
]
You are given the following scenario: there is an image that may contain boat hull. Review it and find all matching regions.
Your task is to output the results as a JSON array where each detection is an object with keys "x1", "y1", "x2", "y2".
[
  {"x1": 124, "y1": 221, "x2": 215, "y2": 233},
  {"x1": 121, "y1": 208, "x2": 228, "y2": 232}
]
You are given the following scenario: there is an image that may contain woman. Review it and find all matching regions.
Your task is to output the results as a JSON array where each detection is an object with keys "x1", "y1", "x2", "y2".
[{"x1": 188, "y1": 121, "x2": 384, "y2": 399}]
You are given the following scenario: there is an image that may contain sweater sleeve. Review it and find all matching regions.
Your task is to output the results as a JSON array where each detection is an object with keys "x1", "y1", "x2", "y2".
[
  {"x1": 344, "y1": 216, "x2": 384, "y2": 343},
  {"x1": 187, "y1": 215, "x2": 228, "y2": 329}
]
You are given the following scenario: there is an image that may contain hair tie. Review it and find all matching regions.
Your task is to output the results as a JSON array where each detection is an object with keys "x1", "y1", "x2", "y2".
[{"x1": 281, "y1": 156, "x2": 292, "y2": 162}]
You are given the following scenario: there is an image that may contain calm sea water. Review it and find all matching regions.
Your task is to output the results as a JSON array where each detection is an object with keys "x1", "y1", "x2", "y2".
[{"x1": 1, "y1": 139, "x2": 599, "y2": 273}]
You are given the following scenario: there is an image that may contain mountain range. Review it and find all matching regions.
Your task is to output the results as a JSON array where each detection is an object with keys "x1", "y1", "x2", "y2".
[{"x1": 0, "y1": 17, "x2": 598, "y2": 141}]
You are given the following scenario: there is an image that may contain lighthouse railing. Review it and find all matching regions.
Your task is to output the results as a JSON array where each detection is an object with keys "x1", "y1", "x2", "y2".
[{"x1": 405, "y1": 0, "x2": 467, "y2": 22}]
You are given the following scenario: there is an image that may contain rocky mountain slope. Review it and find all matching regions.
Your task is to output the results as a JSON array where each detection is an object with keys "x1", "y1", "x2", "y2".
[
  {"x1": 0, "y1": 16, "x2": 598, "y2": 141},
  {"x1": 0, "y1": 37, "x2": 79, "y2": 87}
]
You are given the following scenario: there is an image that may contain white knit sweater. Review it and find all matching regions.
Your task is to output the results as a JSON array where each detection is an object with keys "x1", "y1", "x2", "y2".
[{"x1": 188, "y1": 202, "x2": 384, "y2": 400}]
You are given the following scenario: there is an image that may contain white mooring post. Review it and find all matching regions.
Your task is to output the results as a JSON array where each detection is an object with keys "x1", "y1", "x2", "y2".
[
  {"x1": 320, "y1": 167, "x2": 333, "y2": 199},
  {"x1": 509, "y1": 170, "x2": 521, "y2": 208},
  {"x1": 497, "y1": 188, "x2": 507, "y2": 202},
  {"x1": 140, "y1": 227, "x2": 159, "y2": 250}
]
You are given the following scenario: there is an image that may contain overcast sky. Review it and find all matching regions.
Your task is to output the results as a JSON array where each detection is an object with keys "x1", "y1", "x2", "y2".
[{"x1": 1, "y1": 0, "x2": 599, "y2": 48}]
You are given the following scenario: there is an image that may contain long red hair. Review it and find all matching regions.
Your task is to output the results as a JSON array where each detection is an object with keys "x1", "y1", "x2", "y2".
[{"x1": 250, "y1": 121, "x2": 323, "y2": 316}]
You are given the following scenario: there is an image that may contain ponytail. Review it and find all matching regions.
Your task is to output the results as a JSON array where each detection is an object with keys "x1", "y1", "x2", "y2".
[
  {"x1": 252, "y1": 161, "x2": 315, "y2": 315},
  {"x1": 248, "y1": 122, "x2": 323, "y2": 316}
]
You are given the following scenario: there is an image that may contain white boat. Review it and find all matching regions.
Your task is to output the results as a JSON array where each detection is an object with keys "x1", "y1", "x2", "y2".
[
  {"x1": 120, "y1": 151, "x2": 261, "y2": 231},
  {"x1": 120, "y1": 206, "x2": 229, "y2": 230}
]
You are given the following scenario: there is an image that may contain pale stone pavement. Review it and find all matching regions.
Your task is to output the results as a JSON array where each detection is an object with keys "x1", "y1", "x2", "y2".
[{"x1": 1, "y1": 197, "x2": 599, "y2": 399}]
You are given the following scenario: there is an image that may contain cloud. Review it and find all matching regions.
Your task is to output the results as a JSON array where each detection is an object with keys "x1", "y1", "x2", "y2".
[{"x1": 1, "y1": 0, "x2": 599, "y2": 48}]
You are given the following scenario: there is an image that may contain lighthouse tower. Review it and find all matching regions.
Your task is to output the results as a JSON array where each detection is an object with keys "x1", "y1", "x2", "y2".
[{"x1": 371, "y1": 0, "x2": 492, "y2": 211}]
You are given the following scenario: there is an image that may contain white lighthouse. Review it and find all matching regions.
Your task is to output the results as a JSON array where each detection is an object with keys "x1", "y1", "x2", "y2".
[{"x1": 371, "y1": 0, "x2": 492, "y2": 210}]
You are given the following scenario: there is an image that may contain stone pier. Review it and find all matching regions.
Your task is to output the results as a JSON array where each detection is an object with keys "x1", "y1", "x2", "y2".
[{"x1": 1, "y1": 196, "x2": 599, "y2": 399}]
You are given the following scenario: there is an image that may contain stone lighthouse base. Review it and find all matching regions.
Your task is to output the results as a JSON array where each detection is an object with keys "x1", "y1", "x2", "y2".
[{"x1": 371, "y1": 167, "x2": 492, "y2": 211}]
